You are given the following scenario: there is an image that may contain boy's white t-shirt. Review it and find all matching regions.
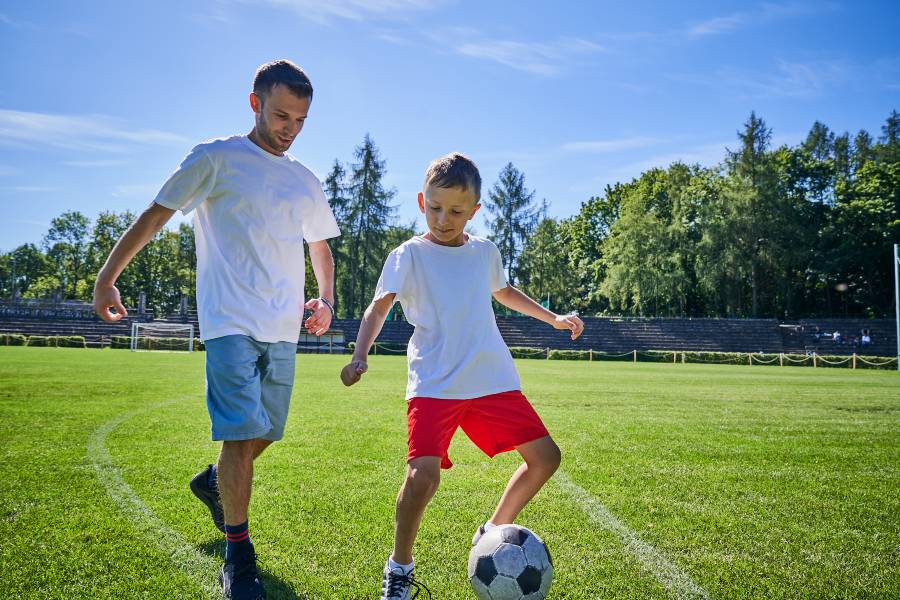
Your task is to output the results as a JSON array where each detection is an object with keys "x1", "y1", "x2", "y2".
[
  {"x1": 374, "y1": 235, "x2": 521, "y2": 400},
  {"x1": 154, "y1": 135, "x2": 340, "y2": 343}
]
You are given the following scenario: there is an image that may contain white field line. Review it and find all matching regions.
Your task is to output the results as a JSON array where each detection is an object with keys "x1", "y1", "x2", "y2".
[
  {"x1": 87, "y1": 398, "x2": 220, "y2": 598},
  {"x1": 555, "y1": 471, "x2": 710, "y2": 599}
]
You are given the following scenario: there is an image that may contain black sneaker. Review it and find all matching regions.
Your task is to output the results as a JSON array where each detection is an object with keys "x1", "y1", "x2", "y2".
[
  {"x1": 219, "y1": 551, "x2": 266, "y2": 600},
  {"x1": 381, "y1": 563, "x2": 432, "y2": 600},
  {"x1": 190, "y1": 464, "x2": 225, "y2": 533}
]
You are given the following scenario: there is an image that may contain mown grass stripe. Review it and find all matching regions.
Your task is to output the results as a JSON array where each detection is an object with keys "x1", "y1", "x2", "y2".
[
  {"x1": 556, "y1": 470, "x2": 710, "y2": 599},
  {"x1": 87, "y1": 397, "x2": 220, "y2": 598}
]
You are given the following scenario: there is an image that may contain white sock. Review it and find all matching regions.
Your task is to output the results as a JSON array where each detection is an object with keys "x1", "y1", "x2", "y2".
[
  {"x1": 388, "y1": 556, "x2": 414, "y2": 575},
  {"x1": 483, "y1": 520, "x2": 499, "y2": 531}
]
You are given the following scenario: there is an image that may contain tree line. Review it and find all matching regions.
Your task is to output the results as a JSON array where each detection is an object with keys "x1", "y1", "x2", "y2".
[{"x1": 1, "y1": 110, "x2": 897, "y2": 319}]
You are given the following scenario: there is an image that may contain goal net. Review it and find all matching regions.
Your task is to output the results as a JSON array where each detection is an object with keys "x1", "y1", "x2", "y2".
[{"x1": 130, "y1": 322, "x2": 195, "y2": 352}]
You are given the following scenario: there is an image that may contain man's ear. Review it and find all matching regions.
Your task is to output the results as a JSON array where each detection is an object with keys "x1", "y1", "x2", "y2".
[
  {"x1": 417, "y1": 192, "x2": 426, "y2": 213},
  {"x1": 249, "y1": 92, "x2": 262, "y2": 114}
]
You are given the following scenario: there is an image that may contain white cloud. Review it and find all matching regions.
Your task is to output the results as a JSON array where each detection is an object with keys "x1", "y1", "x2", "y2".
[
  {"x1": 562, "y1": 137, "x2": 660, "y2": 153},
  {"x1": 0, "y1": 109, "x2": 189, "y2": 153},
  {"x1": 455, "y1": 36, "x2": 604, "y2": 76},
  {"x1": 64, "y1": 159, "x2": 129, "y2": 168},
  {"x1": 687, "y1": 13, "x2": 745, "y2": 37},
  {"x1": 244, "y1": 0, "x2": 445, "y2": 23},
  {"x1": 111, "y1": 183, "x2": 160, "y2": 199}
]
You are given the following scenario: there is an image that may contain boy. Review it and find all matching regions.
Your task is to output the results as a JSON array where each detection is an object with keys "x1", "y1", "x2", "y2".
[
  {"x1": 93, "y1": 60, "x2": 339, "y2": 600},
  {"x1": 341, "y1": 153, "x2": 583, "y2": 599}
]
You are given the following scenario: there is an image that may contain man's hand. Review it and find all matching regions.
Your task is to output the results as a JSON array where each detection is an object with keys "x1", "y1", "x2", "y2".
[
  {"x1": 553, "y1": 312, "x2": 584, "y2": 340},
  {"x1": 93, "y1": 284, "x2": 128, "y2": 322},
  {"x1": 304, "y1": 298, "x2": 333, "y2": 336},
  {"x1": 341, "y1": 359, "x2": 368, "y2": 386}
]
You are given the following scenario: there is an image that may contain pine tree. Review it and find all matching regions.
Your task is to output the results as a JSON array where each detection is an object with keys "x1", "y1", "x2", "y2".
[
  {"x1": 344, "y1": 134, "x2": 396, "y2": 316},
  {"x1": 484, "y1": 163, "x2": 537, "y2": 285}
]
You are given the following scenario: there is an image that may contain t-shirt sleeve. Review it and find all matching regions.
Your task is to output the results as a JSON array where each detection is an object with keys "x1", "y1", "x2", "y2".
[
  {"x1": 488, "y1": 241, "x2": 509, "y2": 292},
  {"x1": 153, "y1": 145, "x2": 217, "y2": 215},
  {"x1": 373, "y1": 246, "x2": 411, "y2": 304},
  {"x1": 301, "y1": 179, "x2": 341, "y2": 243}
]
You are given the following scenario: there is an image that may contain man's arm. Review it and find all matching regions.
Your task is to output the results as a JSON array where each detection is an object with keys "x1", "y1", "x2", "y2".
[
  {"x1": 304, "y1": 240, "x2": 335, "y2": 336},
  {"x1": 492, "y1": 285, "x2": 584, "y2": 340},
  {"x1": 340, "y1": 293, "x2": 394, "y2": 386},
  {"x1": 93, "y1": 202, "x2": 176, "y2": 322}
]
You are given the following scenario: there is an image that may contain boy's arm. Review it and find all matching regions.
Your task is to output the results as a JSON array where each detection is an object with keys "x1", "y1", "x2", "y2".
[
  {"x1": 92, "y1": 202, "x2": 176, "y2": 322},
  {"x1": 304, "y1": 240, "x2": 335, "y2": 336},
  {"x1": 492, "y1": 285, "x2": 584, "y2": 340},
  {"x1": 341, "y1": 293, "x2": 395, "y2": 386}
]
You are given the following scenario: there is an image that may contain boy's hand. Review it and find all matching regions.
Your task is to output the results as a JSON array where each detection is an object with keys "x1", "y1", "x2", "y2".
[
  {"x1": 304, "y1": 298, "x2": 333, "y2": 336},
  {"x1": 341, "y1": 360, "x2": 368, "y2": 386},
  {"x1": 553, "y1": 312, "x2": 584, "y2": 340},
  {"x1": 93, "y1": 284, "x2": 128, "y2": 322}
]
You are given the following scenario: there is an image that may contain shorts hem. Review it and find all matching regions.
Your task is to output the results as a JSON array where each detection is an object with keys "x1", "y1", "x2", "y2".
[{"x1": 211, "y1": 426, "x2": 273, "y2": 441}]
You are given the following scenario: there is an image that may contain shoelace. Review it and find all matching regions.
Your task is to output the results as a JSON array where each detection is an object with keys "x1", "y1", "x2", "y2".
[{"x1": 385, "y1": 570, "x2": 433, "y2": 600}]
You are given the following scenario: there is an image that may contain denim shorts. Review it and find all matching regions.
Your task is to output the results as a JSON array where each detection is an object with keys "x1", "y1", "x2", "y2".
[{"x1": 204, "y1": 335, "x2": 298, "y2": 441}]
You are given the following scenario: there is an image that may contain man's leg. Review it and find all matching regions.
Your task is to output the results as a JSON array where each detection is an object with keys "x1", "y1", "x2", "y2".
[
  {"x1": 490, "y1": 436, "x2": 561, "y2": 525},
  {"x1": 217, "y1": 439, "x2": 259, "y2": 526}
]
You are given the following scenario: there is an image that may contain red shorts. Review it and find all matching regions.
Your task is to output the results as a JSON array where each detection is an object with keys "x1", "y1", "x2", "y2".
[{"x1": 407, "y1": 390, "x2": 550, "y2": 469}]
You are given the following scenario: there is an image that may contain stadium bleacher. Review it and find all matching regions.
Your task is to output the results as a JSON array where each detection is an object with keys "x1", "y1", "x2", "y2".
[{"x1": 1, "y1": 300, "x2": 896, "y2": 356}]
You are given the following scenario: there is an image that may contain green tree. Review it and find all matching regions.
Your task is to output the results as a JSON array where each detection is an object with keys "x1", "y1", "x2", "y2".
[
  {"x1": 344, "y1": 134, "x2": 396, "y2": 317},
  {"x1": 42, "y1": 211, "x2": 91, "y2": 299},
  {"x1": 515, "y1": 213, "x2": 574, "y2": 312},
  {"x1": 484, "y1": 163, "x2": 537, "y2": 285}
]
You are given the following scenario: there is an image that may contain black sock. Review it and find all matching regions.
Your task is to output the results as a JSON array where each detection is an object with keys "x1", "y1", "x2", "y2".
[{"x1": 224, "y1": 521, "x2": 252, "y2": 562}]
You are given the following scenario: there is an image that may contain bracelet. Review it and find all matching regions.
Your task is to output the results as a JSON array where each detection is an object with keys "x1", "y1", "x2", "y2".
[{"x1": 319, "y1": 297, "x2": 335, "y2": 316}]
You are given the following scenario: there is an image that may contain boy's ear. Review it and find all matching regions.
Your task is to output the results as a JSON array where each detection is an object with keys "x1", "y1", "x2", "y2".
[
  {"x1": 417, "y1": 192, "x2": 426, "y2": 213},
  {"x1": 469, "y1": 203, "x2": 481, "y2": 219}
]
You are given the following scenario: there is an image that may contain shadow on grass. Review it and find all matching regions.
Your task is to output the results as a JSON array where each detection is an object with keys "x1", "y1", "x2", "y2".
[{"x1": 198, "y1": 539, "x2": 312, "y2": 600}]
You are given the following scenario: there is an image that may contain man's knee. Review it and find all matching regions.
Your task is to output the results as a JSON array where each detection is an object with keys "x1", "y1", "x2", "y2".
[{"x1": 222, "y1": 439, "x2": 258, "y2": 462}]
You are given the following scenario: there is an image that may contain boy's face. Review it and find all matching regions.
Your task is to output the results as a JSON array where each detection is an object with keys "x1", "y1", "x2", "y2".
[
  {"x1": 249, "y1": 83, "x2": 311, "y2": 155},
  {"x1": 418, "y1": 184, "x2": 480, "y2": 247}
]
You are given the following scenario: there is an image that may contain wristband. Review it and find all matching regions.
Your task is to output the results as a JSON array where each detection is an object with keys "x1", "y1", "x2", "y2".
[{"x1": 319, "y1": 297, "x2": 335, "y2": 316}]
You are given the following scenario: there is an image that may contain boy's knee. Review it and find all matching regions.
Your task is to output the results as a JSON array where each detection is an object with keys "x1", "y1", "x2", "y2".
[
  {"x1": 404, "y1": 464, "x2": 440, "y2": 498},
  {"x1": 529, "y1": 439, "x2": 561, "y2": 475}
]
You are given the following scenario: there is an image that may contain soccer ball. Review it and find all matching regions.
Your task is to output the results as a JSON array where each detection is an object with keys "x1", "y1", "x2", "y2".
[{"x1": 468, "y1": 524, "x2": 553, "y2": 599}]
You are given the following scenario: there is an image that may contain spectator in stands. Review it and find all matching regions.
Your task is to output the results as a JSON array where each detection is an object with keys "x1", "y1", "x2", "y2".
[
  {"x1": 861, "y1": 331, "x2": 872, "y2": 346},
  {"x1": 833, "y1": 330, "x2": 842, "y2": 344},
  {"x1": 92, "y1": 60, "x2": 339, "y2": 600},
  {"x1": 813, "y1": 326, "x2": 823, "y2": 341}
]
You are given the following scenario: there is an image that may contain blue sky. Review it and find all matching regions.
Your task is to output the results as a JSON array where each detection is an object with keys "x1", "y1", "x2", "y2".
[{"x1": 1, "y1": 0, "x2": 898, "y2": 252}]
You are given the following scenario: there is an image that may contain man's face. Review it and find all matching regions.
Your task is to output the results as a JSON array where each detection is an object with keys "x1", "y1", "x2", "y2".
[
  {"x1": 417, "y1": 184, "x2": 480, "y2": 246},
  {"x1": 250, "y1": 84, "x2": 311, "y2": 155}
]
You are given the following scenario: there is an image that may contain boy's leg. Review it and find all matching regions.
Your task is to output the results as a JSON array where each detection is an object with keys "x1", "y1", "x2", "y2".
[
  {"x1": 392, "y1": 456, "x2": 441, "y2": 565},
  {"x1": 490, "y1": 435, "x2": 561, "y2": 525}
]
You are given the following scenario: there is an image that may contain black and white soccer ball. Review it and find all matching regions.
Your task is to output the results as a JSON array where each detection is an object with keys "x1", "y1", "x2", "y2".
[{"x1": 468, "y1": 524, "x2": 553, "y2": 599}]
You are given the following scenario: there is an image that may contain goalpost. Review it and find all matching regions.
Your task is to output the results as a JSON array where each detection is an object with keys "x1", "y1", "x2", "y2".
[
  {"x1": 895, "y1": 244, "x2": 899, "y2": 371},
  {"x1": 130, "y1": 322, "x2": 195, "y2": 352}
]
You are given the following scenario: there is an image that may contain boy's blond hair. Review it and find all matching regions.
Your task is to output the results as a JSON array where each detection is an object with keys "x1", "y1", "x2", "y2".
[{"x1": 423, "y1": 152, "x2": 482, "y2": 200}]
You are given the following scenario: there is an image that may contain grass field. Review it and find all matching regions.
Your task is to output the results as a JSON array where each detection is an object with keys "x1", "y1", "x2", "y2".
[{"x1": 1, "y1": 347, "x2": 898, "y2": 599}]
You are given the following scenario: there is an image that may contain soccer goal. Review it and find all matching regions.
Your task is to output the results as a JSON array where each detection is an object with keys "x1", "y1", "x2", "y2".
[{"x1": 130, "y1": 322, "x2": 195, "y2": 352}]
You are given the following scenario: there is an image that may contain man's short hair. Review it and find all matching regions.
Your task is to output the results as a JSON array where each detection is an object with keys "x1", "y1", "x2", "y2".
[
  {"x1": 253, "y1": 59, "x2": 313, "y2": 102},
  {"x1": 424, "y1": 152, "x2": 482, "y2": 200}
]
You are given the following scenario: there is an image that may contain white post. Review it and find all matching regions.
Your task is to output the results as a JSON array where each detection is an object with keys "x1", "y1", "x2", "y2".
[{"x1": 894, "y1": 244, "x2": 899, "y2": 371}]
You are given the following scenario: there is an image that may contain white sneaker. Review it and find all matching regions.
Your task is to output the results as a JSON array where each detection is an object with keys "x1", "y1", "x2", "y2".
[
  {"x1": 471, "y1": 524, "x2": 488, "y2": 546},
  {"x1": 381, "y1": 563, "x2": 431, "y2": 600}
]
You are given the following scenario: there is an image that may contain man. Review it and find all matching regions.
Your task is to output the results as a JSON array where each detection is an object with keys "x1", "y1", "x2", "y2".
[{"x1": 93, "y1": 59, "x2": 339, "y2": 600}]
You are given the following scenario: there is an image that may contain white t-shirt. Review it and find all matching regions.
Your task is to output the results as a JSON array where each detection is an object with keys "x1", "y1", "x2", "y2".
[
  {"x1": 154, "y1": 135, "x2": 340, "y2": 343},
  {"x1": 374, "y1": 235, "x2": 521, "y2": 400}
]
